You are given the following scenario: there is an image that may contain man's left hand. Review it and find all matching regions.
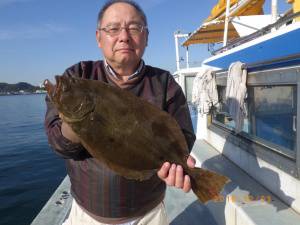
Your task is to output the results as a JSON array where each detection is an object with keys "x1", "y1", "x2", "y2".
[{"x1": 157, "y1": 155, "x2": 196, "y2": 192}]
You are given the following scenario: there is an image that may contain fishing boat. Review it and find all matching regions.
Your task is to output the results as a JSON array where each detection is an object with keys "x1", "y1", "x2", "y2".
[
  {"x1": 31, "y1": 1, "x2": 300, "y2": 224},
  {"x1": 184, "y1": 0, "x2": 300, "y2": 69},
  {"x1": 173, "y1": 0, "x2": 300, "y2": 224}
]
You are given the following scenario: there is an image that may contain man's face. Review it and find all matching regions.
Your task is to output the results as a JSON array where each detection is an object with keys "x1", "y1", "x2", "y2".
[{"x1": 96, "y1": 3, "x2": 148, "y2": 70}]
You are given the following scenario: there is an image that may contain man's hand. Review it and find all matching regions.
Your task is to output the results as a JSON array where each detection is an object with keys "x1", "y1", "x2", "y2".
[
  {"x1": 157, "y1": 155, "x2": 196, "y2": 192},
  {"x1": 59, "y1": 114, "x2": 81, "y2": 143}
]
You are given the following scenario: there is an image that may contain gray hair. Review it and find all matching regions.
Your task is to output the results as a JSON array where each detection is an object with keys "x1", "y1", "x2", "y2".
[{"x1": 97, "y1": 0, "x2": 148, "y2": 29}]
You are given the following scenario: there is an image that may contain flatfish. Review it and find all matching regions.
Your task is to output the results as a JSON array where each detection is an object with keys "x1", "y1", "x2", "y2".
[{"x1": 44, "y1": 75, "x2": 229, "y2": 203}]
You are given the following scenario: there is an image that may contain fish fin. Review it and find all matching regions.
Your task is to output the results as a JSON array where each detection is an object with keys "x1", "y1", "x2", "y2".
[
  {"x1": 122, "y1": 169, "x2": 155, "y2": 181},
  {"x1": 189, "y1": 167, "x2": 230, "y2": 203},
  {"x1": 81, "y1": 141, "x2": 155, "y2": 181},
  {"x1": 106, "y1": 161, "x2": 155, "y2": 181}
]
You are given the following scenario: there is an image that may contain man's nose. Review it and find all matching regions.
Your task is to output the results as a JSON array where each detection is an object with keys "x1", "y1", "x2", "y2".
[{"x1": 118, "y1": 28, "x2": 130, "y2": 42}]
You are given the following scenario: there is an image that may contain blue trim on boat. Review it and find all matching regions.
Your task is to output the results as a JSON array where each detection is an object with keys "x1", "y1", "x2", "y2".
[
  {"x1": 204, "y1": 25, "x2": 300, "y2": 69},
  {"x1": 248, "y1": 57, "x2": 300, "y2": 72}
]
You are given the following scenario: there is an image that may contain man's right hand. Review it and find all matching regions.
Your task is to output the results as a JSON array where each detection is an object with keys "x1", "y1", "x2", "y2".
[
  {"x1": 60, "y1": 119, "x2": 81, "y2": 144},
  {"x1": 157, "y1": 155, "x2": 196, "y2": 193}
]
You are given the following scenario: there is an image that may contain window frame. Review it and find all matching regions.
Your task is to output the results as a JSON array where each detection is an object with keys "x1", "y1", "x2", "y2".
[{"x1": 210, "y1": 65, "x2": 300, "y2": 179}]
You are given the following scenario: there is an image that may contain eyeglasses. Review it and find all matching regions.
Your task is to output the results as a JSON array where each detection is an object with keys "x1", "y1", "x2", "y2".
[{"x1": 98, "y1": 24, "x2": 147, "y2": 36}]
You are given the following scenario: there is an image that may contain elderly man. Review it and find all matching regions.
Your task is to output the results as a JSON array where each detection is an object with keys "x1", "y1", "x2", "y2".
[{"x1": 45, "y1": 0, "x2": 196, "y2": 224}]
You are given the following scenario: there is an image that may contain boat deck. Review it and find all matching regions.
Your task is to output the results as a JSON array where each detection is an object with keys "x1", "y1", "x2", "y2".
[{"x1": 31, "y1": 139, "x2": 300, "y2": 225}]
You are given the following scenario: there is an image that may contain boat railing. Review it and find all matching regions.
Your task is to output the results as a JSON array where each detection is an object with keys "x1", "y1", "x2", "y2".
[
  {"x1": 30, "y1": 176, "x2": 72, "y2": 225},
  {"x1": 213, "y1": 11, "x2": 300, "y2": 55}
]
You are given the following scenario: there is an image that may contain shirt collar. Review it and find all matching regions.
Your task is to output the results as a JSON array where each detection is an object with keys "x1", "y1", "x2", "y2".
[{"x1": 104, "y1": 60, "x2": 145, "y2": 81}]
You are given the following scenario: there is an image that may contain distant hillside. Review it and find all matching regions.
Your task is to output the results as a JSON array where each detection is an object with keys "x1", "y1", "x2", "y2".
[{"x1": 0, "y1": 82, "x2": 45, "y2": 95}]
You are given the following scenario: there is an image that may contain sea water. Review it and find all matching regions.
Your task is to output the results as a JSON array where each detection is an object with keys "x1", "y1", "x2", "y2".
[{"x1": 0, "y1": 94, "x2": 66, "y2": 225}]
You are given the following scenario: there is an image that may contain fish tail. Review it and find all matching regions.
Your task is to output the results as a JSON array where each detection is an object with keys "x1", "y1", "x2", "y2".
[{"x1": 189, "y1": 167, "x2": 230, "y2": 203}]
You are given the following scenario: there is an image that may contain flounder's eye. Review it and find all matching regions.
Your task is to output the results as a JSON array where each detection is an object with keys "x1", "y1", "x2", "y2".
[
  {"x1": 59, "y1": 77, "x2": 71, "y2": 92},
  {"x1": 69, "y1": 77, "x2": 79, "y2": 85},
  {"x1": 62, "y1": 82, "x2": 70, "y2": 92},
  {"x1": 63, "y1": 77, "x2": 81, "y2": 92}
]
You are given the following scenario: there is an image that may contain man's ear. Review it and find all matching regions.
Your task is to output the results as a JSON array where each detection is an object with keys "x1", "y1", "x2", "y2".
[
  {"x1": 96, "y1": 30, "x2": 102, "y2": 48},
  {"x1": 145, "y1": 29, "x2": 149, "y2": 47}
]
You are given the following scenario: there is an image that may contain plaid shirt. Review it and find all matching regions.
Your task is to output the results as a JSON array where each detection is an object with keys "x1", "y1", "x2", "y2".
[{"x1": 44, "y1": 60, "x2": 195, "y2": 222}]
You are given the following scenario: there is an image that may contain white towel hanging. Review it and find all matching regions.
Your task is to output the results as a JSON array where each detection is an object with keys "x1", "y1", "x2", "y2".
[
  {"x1": 225, "y1": 61, "x2": 248, "y2": 133},
  {"x1": 192, "y1": 68, "x2": 219, "y2": 115}
]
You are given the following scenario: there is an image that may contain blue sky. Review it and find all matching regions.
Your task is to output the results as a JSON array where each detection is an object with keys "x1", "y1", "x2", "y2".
[{"x1": 0, "y1": 0, "x2": 290, "y2": 85}]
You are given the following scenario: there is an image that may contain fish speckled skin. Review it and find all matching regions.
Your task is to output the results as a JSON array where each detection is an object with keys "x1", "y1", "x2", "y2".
[{"x1": 44, "y1": 75, "x2": 229, "y2": 203}]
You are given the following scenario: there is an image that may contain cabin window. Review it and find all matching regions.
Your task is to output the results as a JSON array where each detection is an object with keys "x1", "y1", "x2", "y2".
[{"x1": 213, "y1": 84, "x2": 297, "y2": 156}]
